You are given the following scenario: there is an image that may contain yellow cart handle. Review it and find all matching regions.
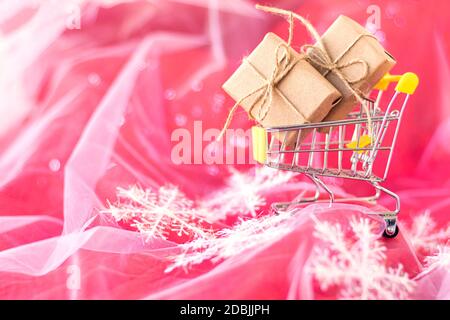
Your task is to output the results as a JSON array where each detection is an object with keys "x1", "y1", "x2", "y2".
[
  {"x1": 252, "y1": 126, "x2": 267, "y2": 164},
  {"x1": 375, "y1": 72, "x2": 419, "y2": 94}
]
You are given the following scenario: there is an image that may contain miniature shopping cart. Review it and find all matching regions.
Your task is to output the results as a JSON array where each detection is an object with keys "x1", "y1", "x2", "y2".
[{"x1": 251, "y1": 72, "x2": 419, "y2": 238}]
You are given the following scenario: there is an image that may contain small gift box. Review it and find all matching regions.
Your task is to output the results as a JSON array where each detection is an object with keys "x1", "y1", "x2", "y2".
[
  {"x1": 308, "y1": 15, "x2": 396, "y2": 125},
  {"x1": 222, "y1": 32, "x2": 342, "y2": 145}
]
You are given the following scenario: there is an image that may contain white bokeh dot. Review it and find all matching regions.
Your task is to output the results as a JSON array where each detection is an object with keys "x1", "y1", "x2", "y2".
[
  {"x1": 49, "y1": 159, "x2": 61, "y2": 172},
  {"x1": 164, "y1": 89, "x2": 177, "y2": 101},
  {"x1": 175, "y1": 113, "x2": 187, "y2": 126},
  {"x1": 191, "y1": 81, "x2": 203, "y2": 92},
  {"x1": 88, "y1": 73, "x2": 101, "y2": 86}
]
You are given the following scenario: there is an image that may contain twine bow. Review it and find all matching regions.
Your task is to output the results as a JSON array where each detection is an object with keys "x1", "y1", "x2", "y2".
[
  {"x1": 249, "y1": 43, "x2": 299, "y2": 121},
  {"x1": 302, "y1": 42, "x2": 370, "y2": 85},
  {"x1": 218, "y1": 4, "x2": 375, "y2": 141}
]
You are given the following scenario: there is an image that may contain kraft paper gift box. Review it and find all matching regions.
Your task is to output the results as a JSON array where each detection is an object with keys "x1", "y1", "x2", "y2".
[
  {"x1": 308, "y1": 15, "x2": 396, "y2": 128},
  {"x1": 222, "y1": 32, "x2": 342, "y2": 146}
]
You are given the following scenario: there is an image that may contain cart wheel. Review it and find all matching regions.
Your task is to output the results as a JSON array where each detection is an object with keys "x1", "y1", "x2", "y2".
[{"x1": 383, "y1": 225, "x2": 399, "y2": 238}]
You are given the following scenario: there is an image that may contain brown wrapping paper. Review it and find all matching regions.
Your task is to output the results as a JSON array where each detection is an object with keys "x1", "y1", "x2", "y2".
[
  {"x1": 309, "y1": 15, "x2": 396, "y2": 127},
  {"x1": 223, "y1": 32, "x2": 342, "y2": 145}
]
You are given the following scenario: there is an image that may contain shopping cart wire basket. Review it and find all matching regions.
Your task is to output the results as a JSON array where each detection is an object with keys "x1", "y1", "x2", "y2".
[{"x1": 251, "y1": 72, "x2": 419, "y2": 238}]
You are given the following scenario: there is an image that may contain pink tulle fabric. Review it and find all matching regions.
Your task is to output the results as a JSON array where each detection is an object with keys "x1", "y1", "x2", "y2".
[{"x1": 0, "y1": 0, "x2": 449, "y2": 299}]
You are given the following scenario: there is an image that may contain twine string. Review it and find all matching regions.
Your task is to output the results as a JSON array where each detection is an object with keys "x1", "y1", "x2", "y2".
[{"x1": 218, "y1": 43, "x2": 306, "y2": 140}]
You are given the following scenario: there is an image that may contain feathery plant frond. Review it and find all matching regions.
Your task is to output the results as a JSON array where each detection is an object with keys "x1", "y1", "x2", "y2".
[
  {"x1": 165, "y1": 210, "x2": 295, "y2": 273},
  {"x1": 309, "y1": 217, "x2": 415, "y2": 300},
  {"x1": 104, "y1": 185, "x2": 211, "y2": 241}
]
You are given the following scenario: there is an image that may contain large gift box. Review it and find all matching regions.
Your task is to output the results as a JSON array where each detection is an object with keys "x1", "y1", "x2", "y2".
[
  {"x1": 222, "y1": 32, "x2": 342, "y2": 145},
  {"x1": 308, "y1": 15, "x2": 396, "y2": 124}
]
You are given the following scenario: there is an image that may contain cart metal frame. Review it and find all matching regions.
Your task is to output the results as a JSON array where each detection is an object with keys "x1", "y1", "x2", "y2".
[{"x1": 252, "y1": 72, "x2": 419, "y2": 237}]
